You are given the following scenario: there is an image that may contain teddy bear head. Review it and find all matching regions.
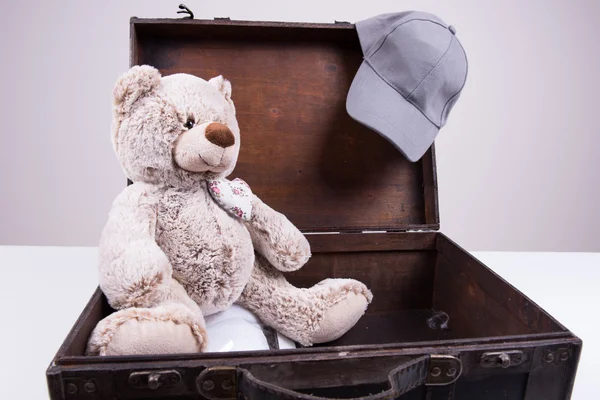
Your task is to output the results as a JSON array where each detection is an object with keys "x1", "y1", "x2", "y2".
[{"x1": 111, "y1": 65, "x2": 241, "y2": 187}]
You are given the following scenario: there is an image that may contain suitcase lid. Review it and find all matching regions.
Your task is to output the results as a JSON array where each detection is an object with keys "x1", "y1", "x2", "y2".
[{"x1": 130, "y1": 17, "x2": 439, "y2": 233}]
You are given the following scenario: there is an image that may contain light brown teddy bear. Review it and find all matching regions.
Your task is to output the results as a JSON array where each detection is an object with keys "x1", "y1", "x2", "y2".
[{"x1": 86, "y1": 66, "x2": 373, "y2": 355}]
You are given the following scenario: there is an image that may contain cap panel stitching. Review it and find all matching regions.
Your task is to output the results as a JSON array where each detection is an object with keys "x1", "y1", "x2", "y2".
[
  {"x1": 365, "y1": 20, "x2": 455, "y2": 127},
  {"x1": 367, "y1": 18, "x2": 448, "y2": 58},
  {"x1": 439, "y1": 39, "x2": 469, "y2": 125},
  {"x1": 363, "y1": 59, "x2": 441, "y2": 128},
  {"x1": 406, "y1": 35, "x2": 455, "y2": 101}
]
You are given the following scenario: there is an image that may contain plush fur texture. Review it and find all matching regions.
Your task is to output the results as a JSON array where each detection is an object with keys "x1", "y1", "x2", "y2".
[
  {"x1": 238, "y1": 255, "x2": 373, "y2": 346},
  {"x1": 86, "y1": 66, "x2": 373, "y2": 355}
]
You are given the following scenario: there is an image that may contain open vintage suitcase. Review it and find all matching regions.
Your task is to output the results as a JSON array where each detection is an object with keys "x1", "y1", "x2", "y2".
[{"x1": 46, "y1": 15, "x2": 582, "y2": 400}]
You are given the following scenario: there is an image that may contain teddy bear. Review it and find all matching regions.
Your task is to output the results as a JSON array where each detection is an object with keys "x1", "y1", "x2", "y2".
[{"x1": 86, "y1": 65, "x2": 373, "y2": 355}]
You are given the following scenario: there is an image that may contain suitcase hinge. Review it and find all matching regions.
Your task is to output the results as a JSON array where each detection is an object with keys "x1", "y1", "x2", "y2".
[{"x1": 197, "y1": 367, "x2": 237, "y2": 400}]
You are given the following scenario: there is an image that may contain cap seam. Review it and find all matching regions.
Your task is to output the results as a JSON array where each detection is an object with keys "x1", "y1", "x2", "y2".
[
  {"x1": 439, "y1": 39, "x2": 469, "y2": 124},
  {"x1": 406, "y1": 35, "x2": 455, "y2": 103},
  {"x1": 348, "y1": 64, "x2": 440, "y2": 161},
  {"x1": 367, "y1": 18, "x2": 448, "y2": 58},
  {"x1": 363, "y1": 59, "x2": 441, "y2": 129},
  {"x1": 350, "y1": 63, "x2": 437, "y2": 150}
]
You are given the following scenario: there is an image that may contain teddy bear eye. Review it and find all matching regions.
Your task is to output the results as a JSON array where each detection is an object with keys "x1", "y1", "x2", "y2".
[{"x1": 184, "y1": 119, "x2": 195, "y2": 129}]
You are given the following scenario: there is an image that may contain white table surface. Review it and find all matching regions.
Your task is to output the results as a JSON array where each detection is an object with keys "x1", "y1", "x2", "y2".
[{"x1": 0, "y1": 246, "x2": 597, "y2": 399}]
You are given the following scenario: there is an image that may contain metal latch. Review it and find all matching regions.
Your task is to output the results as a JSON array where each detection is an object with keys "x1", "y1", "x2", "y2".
[
  {"x1": 177, "y1": 4, "x2": 194, "y2": 19},
  {"x1": 426, "y1": 355, "x2": 462, "y2": 386},
  {"x1": 129, "y1": 370, "x2": 181, "y2": 390},
  {"x1": 197, "y1": 367, "x2": 237, "y2": 400},
  {"x1": 481, "y1": 350, "x2": 525, "y2": 368}
]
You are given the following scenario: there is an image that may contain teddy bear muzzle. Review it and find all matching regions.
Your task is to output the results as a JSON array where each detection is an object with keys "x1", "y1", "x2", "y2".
[
  {"x1": 173, "y1": 122, "x2": 236, "y2": 173},
  {"x1": 205, "y1": 122, "x2": 235, "y2": 148}
]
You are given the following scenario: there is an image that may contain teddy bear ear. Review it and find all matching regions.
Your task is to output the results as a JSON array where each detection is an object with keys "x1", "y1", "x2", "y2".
[
  {"x1": 208, "y1": 75, "x2": 233, "y2": 104},
  {"x1": 113, "y1": 65, "x2": 161, "y2": 114}
]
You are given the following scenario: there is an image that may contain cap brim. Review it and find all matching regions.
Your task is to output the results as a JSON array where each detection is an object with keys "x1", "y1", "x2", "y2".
[{"x1": 346, "y1": 62, "x2": 439, "y2": 162}]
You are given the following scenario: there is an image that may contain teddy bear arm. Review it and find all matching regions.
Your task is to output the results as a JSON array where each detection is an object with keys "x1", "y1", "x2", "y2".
[
  {"x1": 243, "y1": 194, "x2": 311, "y2": 272},
  {"x1": 98, "y1": 183, "x2": 173, "y2": 310}
]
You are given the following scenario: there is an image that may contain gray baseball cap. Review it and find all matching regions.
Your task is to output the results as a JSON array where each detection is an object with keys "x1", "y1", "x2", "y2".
[{"x1": 347, "y1": 11, "x2": 468, "y2": 162}]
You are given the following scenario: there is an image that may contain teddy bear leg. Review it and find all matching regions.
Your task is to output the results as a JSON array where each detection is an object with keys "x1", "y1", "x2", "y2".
[
  {"x1": 237, "y1": 255, "x2": 373, "y2": 347},
  {"x1": 86, "y1": 280, "x2": 207, "y2": 356}
]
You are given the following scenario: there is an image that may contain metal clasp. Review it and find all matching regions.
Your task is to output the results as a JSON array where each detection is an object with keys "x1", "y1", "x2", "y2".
[
  {"x1": 481, "y1": 351, "x2": 525, "y2": 368},
  {"x1": 177, "y1": 4, "x2": 194, "y2": 19},
  {"x1": 129, "y1": 370, "x2": 181, "y2": 390}
]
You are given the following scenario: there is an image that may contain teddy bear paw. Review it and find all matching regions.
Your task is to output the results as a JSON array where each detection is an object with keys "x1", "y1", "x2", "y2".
[
  {"x1": 310, "y1": 279, "x2": 373, "y2": 344},
  {"x1": 86, "y1": 303, "x2": 207, "y2": 356}
]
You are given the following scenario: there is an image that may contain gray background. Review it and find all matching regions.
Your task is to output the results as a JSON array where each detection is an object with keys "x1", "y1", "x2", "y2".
[{"x1": 1, "y1": 0, "x2": 599, "y2": 251}]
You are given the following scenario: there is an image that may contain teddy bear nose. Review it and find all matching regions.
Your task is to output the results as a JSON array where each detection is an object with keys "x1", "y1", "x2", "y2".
[{"x1": 205, "y1": 123, "x2": 235, "y2": 148}]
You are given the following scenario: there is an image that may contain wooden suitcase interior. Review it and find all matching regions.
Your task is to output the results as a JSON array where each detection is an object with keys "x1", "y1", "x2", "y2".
[
  {"x1": 54, "y1": 19, "x2": 568, "y2": 360},
  {"x1": 47, "y1": 18, "x2": 581, "y2": 400},
  {"x1": 57, "y1": 231, "x2": 567, "y2": 359}
]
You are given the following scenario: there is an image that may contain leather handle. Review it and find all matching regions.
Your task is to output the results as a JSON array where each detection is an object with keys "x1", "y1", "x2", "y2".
[{"x1": 236, "y1": 355, "x2": 431, "y2": 400}]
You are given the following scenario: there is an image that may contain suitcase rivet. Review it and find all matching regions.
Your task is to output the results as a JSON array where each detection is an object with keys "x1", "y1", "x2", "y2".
[
  {"x1": 445, "y1": 367, "x2": 457, "y2": 377},
  {"x1": 544, "y1": 352, "x2": 555, "y2": 363},
  {"x1": 222, "y1": 379, "x2": 233, "y2": 390},
  {"x1": 83, "y1": 382, "x2": 96, "y2": 393},
  {"x1": 430, "y1": 367, "x2": 442, "y2": 377},
  {"x1": 66, "y1": 383, "x2": 78, "y2": 395},
  {"x1": 514, "y1": 354, "x2": 522, "y2": 363},
  {"x1": 560, "y1": 352, "x2": 569, "y2": 361},
  {"x1": 202, "y1": 380, "x2": 215, "y2": 391},
  {"x1": 148, "y1": 374, "x2": 161, "y2": 390}
]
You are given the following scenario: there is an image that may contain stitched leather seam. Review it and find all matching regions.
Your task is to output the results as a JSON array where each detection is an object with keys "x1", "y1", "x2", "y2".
[{"x1": 245, "y1": 376, "x2": 301, "y2": 400}]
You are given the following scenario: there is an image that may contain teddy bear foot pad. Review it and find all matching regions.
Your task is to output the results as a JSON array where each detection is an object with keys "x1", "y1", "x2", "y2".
[{"x1": 86, "y1": 304, "x2": 207, "y2": 356}]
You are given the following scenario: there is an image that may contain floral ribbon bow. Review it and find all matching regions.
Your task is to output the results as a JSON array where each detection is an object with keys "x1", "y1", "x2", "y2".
[{"x1": 207, "y1": 178, "x2": 253, "y2": 221}]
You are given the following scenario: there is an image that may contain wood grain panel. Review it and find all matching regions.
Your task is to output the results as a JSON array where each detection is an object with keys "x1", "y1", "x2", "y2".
[
  {"x1": 435, "y1": 234, "x2": 564, "y2": 335},
  {"x1": 287, "y1": 250, "x2": 436, "y2": 312},
  {"x1": 133, "y1": 21, "x2": 438, "y2": 232}
]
